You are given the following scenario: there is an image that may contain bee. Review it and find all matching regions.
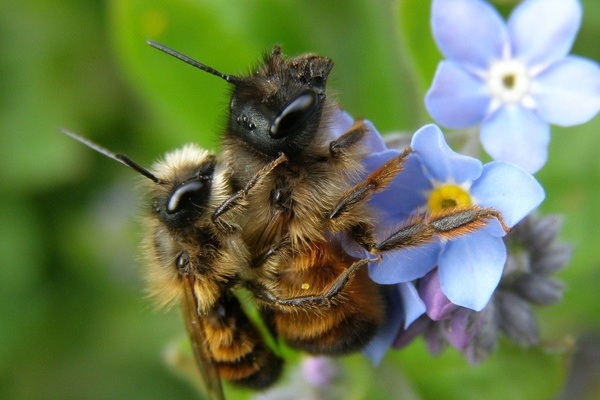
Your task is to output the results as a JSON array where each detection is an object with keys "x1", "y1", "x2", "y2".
[
  {"x1": 147, "y1": 40, "x2": 503, "y2": 357},
  {"x1": 60, "y1": 129, "x2": 287, "y2": 399}
]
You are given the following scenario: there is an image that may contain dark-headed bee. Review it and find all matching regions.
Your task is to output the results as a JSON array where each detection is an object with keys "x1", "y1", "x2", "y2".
[{"x1": 147, "y1": 42, "x2": 502, "y2": 360}]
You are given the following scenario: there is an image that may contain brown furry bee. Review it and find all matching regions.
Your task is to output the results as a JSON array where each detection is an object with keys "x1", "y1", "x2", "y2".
[
  {"x1": 147, "y1": 41, "x2": 502, "y2": 359},
  {"x1": 60, "y1": 130, "x2": 288, "y2": 399}
]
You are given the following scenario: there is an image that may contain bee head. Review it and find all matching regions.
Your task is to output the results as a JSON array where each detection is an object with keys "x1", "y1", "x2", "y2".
[
  {"x1": 227, "y1": 46, "x2": 333, "y2": 159},
  {"x1": 147, "y1": 41, "x2": 334, "y2": 160},
  {"x1": 149, "y1": 146, "x2": 217, "y2": 231},
  {"x1": 60, "y1": 128, "x2": 217, "y2": 233}
]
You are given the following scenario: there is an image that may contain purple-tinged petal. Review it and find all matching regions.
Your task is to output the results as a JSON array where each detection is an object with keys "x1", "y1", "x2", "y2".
[
  {"x1": 480, "y1": 105, "x2": 550, "y2": 173},
  {"x1": 418, "y1": 269, "x2": 459, "y2": 321},
  {"x1": 431, "y1": 0, "x2": 508, "y2": 70},
  {"x1": 464, "y1": 305, "x2": 497, "y2": 364},
  {"x1": 411, "y1": 124, "x2": 483, "y2": 183},
  {"x1": 368, "y1": 241, "x2": 440, "y2": 284},
  {"x1": 438, "y1": 232, "x2": 507, "y2": 311},
  {"x1": 471, "y1": 161, "x2": 545, "y2": 228},
  {"x1": 301, "y1": 356, "x2": 338, "y2": 388},
  {"x1": 442, "y1": 306, "x2": 494, "y2": 356},
  {"x1": 508, "y1": 0, "x2": 582, "y2": 69},
  {"x1": 393, "y1": 315, "x2": 430, "y2": 349},
  {"x1": 443, "y1": 307, "x2": 472, "y2": 351},
  {"x1": 368, "y1": 153, "x2": 431, "y2": 219},
  {"x1": 363, "y1": 284, "x2": 408, "y2": 364},
  {"x1": 533, "y1": 56, "x2": 600, "y2": 126},
  {"x1": 423, "y1": 324, "x2": 446, "y2": 356},
  {"x1": 425, "y1": 61, "x2": 491, "y2": 128}
]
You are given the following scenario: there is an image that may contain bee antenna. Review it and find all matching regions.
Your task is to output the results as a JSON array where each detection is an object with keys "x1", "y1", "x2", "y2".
[
  {"x1": 146, "y1": 40, "x2": 240, "y2": 85},
  {"x1": 59, "y1": 128, "x2": 163, "y2": 184}
]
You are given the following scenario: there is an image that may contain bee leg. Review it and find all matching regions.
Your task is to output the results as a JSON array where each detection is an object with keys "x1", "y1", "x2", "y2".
[
  {"x1": 318, "y1": 256, "x2": 377, "y2": 301},
  {"x1": 374, "y1": 206, "x2": 509, "y2": 253},
  {"x1": 328, "y1": 119, "x2": 369, "y2": 158},
  {"x1": 269, "y1": 209, "x2": 507, "y2": 309},
  {"x1": 252, "y1": 284, "x2": 331, "y2": 307},
  {"x1": 250, "y1": 236, "x2": 291, "y2": 269},
  {"x1": 212, "y1": 153, "x2": 287, "y2": 232},
  {"x1": 300, "y1": 207, "x2": 508, "y2": 306},
  {"x1": 329, "y1": 148, "x2": 412, "y2": 221},
  {"x1": 251, "y1": 257, "x2": 376, "y2": 308}
]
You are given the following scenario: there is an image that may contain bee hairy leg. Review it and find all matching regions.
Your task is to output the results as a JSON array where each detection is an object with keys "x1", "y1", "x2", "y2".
[
  {"x1": 329, "y1": 147, "x2": 412, "y2": 221},
  {"x1": 328, "y1": 119, "x2": 368, "y2": 158},
  {"x1": 250, "y1": 236, "x2": 292, "y2": 269},
  {"x1": 374, "y1": 206, "x2": 508, "y2": 252},
  {"x1": 260, "y1": 207, "x2": 507, "y2": 308},
  {"x1": 249, "y1": 257, "x2": 375, "y2": 308},
  {"x1": 211, "y1": 153, "x2": 287, "y2": 233},
  {"x1": 250, "y1": 284, "x2": 327, "y2": 308}
]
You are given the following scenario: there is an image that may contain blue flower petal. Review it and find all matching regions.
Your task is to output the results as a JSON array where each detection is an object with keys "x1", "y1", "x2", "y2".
[
  {"x1": 368, "y1": 241, "x2": 440, "y2": 284},
  {"x1": 362, "y1": 149, "x2": 401, "y2": 174},
  {"x1": 439, "y1": 232, "x2": 507, "y2": 311},
  {"x1": 470, "y1": 161, "x2": 545, "y2": 228},
  {"x1": 399, "y1": 282, "x2": 427, "y2": 328},
  {"x1": 425, "y1": 61, "x2": 491, "y2": 128},
  {"x1": 362, "y1": 119, "x2": 388, "y2": 153},
  {"x1": 508, "y1": 0, "x2": 582, "y2": 68},
  {"x1": 480, "y1": 105, "x2": 550, "y2": 173},
  {"x1": 534, "y1": 56, "x2": 600, "y2": 126},
  {"x1": 368, "y1": 153, "x2": 431, "y2": 219},
  {"x1": 362, "y1": 327, "x2": 397, "y2": 365},
  {"x1": 328, "y1": 109, "x2": 356, "y2": 140},
  {"x1": 431, "y1": 0, "x2": 508, "y2": 70},
  {"x1": 481, "y1": 218, "x2": 509, "y2": 238},
  {"x1": 340, "y1": 232, "x2": 369, "y2": 259},
  {"x1": 411, "y1": 124, "x2": 483, "y2": 183},
  {"x1": 363, "y1": 283, "x2": 424, "y2": 364}
]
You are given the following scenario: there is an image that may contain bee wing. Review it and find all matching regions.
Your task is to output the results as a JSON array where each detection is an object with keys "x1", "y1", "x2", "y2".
[{"x1": 181, "y1": 277, "x2": 225, "y2": 400}]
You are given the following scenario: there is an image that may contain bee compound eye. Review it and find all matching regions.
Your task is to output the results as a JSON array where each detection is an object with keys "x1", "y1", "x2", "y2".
[
  {"x1": 269, "y1": 90, "x2": 318, "y2": 138},
  {"x1": 166, "y1": 180, "x2": 206, "y2": 214}
]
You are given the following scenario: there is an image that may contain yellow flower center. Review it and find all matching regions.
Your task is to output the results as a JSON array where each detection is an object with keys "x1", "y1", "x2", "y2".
[{"x1": 428, "y1": 184, "x2": 472, "y2": 213}]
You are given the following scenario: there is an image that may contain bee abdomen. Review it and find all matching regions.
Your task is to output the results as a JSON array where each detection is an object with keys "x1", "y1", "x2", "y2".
[
  {"x1": 205, "y1": 295, "x2": 283, "y2": 389},
  {"x1": 275, "y1": 266, "x2": 386, "y2": 355},
  {"x1": 282, "y1": 311, "x2": 381, "y2": 355},
  {"x1": 216, "y1": 343, "x2": 283, "y2": 389}
]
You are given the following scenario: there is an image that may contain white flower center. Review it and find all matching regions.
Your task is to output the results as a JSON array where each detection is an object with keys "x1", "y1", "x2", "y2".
[{"x1": 486, "y1": 60, "x2": 531, "y2": 104}]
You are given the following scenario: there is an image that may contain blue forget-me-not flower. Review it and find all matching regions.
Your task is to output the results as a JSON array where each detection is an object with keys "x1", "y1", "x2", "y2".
[
  {"x1": 425, "y1": 0, "x2": 600, "y2": 173},
  {"x1": 366, "y1": 124, "x2": 545, "y2": 312}
]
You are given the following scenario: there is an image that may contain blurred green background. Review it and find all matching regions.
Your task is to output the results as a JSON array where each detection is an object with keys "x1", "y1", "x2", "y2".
[{"x1": 1, "y1": 0, "x2": 599, "y2": 399}]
